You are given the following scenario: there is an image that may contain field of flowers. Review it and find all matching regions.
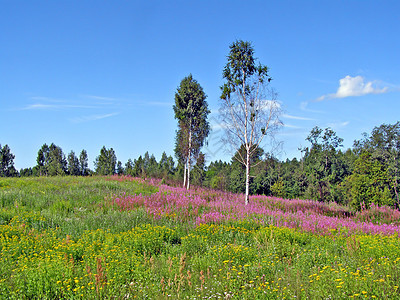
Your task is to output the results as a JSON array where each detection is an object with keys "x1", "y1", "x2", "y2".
[{"x1": 1, "y1": 175, "x2": 400, "y2": 299}]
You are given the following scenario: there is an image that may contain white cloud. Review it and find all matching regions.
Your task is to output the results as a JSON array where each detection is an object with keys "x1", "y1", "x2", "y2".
[
  {"x1": 327, "y1": 121, "x2": 350, "y2": 129},
  {"x1": 300, "y1": 101, "x2": 309, "y2": 111},
  {"x1": 282, "y1": 114, "x2": 315, "y2": 121},
  {"x1": 70, "y1": 112, "x2": 119, "y2": 123},
  {"x1": 20, "y1": 94, "x2": 118, "y2": 111},
  {"x1": 317, "y1": 75, "x2": 388, "y2": 101},
  {"x1": 82, "y1": 95, "x2": 118, "y2": 101},
  {"x1": 300, "y1": 101, "x2": 324, "y2": 113},
  {"x1": 146, "y1": 101, "x2": 172, "y2": 107},
  {"x1": 131, "y1": 99, "x2": 172, "y2": 107},
  {"x1": 283, "y1": 123, "x2": 301, "y2": 129},
  {"x1": 23, "y1": 103, "x2": 58, "y2": 110},
  {"x1": 22, "y1": 103, "x2": 96, "y2": 110},
  {"x1": 30, "y1": 96, "x2": 64, "y2": 103}
]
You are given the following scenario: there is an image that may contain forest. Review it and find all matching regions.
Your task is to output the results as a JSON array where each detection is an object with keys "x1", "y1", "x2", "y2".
[{"x1": 2, "y1": 120, "x2": 400, "y2": 212}]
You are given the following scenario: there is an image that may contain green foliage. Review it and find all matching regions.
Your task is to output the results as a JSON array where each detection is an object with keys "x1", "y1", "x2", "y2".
[
  {"x1": 158, "y1": 152, "x2": 175, "y2": 178},
  {"x1": 0, "y1": 144, "x2": 18, "y2": 177},
  {"x1": 228, "y1": 145, "x2": 267, "y2": 195},
  {"x1": 173, "y1": 74, "x2": 210, "y2": 189},
  {"x1": 134, "y1": 155, "x2": 144, "y2": 177},
  {"x1": 36, "y1": 143, "x2": 49, "y2": 176},
  {"x1": 191, "y1": 152, "x2": 206, "y2": 186},
  {"x1": 79, "y1": 149, "x2": 89, "y2": 176},
  {"x1": 20, "y1": 167, "x2": 33, "y2": 177},
  {"x1": 229, "y1": 167, "x2": 246, "y2": 193},
  {"x1": 354, "y1": 122, "x2": 400, "y2": 208},
  {"x1": 35, "y1": 143, "x2": 67, "y2": 176},
  {"x1": 124, "y1": 158, "x2": 135, "y2": 176},
  {"x1": 197, "y1": 122, "x2": 400, "y2": 208},
  {"x1": 94, "y1": 146, "x2": 117, "y2": 175},
  {"x1": 302, "y1": 127, "x2": 349, "y2": 202},
  {"x1": 220, "y1": 40, "x2": 271, "y2": 101},
  {"x1": 48, "y1": 143, "x2": 67, "y2": 176},
  {"x1": 271, "y1": 178, "x2": 286, "y2": 198},
  {"x1": 147, "y1": 153, "x2": 158, "y2": 177},
  {"x1": 343, "y1": 152, "x2": 394, "y2": 210},
  {"x1": 67, "y1": 151, "x2": 80, "y2": 176},
  {"x1": 116, "y1": 161, "x2": 124, "y2": 175},
  {"x1": 204, "y1": 160, "x2": 230, "y2": 190}
]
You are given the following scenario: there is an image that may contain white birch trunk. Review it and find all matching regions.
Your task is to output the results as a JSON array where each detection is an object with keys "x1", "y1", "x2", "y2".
[
  {"x1": 183, "y1": 160, "x2": 187, "y2": 188},
  {"x1": 245, "y1": 149, "x2": 250, "y2": 205}
]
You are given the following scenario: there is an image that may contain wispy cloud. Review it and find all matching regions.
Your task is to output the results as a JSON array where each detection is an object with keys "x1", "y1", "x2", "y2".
[
  {"x1": 22, "y1": 103, "x2": 96, "y2": 110},
  {"x1": 277, "y1": 128, "x2": 308, "y2": 137},
  {"x1": 70, "y1": 112, "x2": 119, "y2": 123},
  {"x1": 30, "y1": 96, "x2": 64, "y2": 103},
  {"x1": 19, "y1": 95, "x2": 122, "y2": 123},
  {"x1": 380, "y1": 81, "x2": 400, "y2": 91},
  {"x1": 327, "y1": 121, "x2": 350, "y2": 129},
  {"x1": 23, "y1": 103, "x2": 59, "y2": 110},
  {"x1": 282, "y1": 114, "x2": 315, "y2": 121},
  {"x1": 18, "y1": 94, "x2": 173, "y2": 122},
  {"x1": 317, "y1": 75, "x2": 388, "y2": 101},
  {"x1": 142, "y1": 101, "x2": 172, "y2": 107},
  {"x1": 283, "y1": 123, "x2": 301, "y2": 129},
  {"x1": 300, "y1": 101, "x2": 324, "y2": 114},
  {"x1": 20, "y1": 94, "x2": 122, "y2": 111},
  {"x1": 81, "y1": 95, "x2": 119, "y2": 101}
]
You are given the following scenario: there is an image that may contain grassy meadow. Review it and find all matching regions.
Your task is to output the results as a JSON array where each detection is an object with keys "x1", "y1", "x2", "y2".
[{"x1": 1, "y1": 176, "x2": 400, "y2": 299}]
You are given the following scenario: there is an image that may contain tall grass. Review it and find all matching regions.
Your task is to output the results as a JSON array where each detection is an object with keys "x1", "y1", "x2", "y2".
[{"x1": 0, "y1": 176, "x2": 157, "y2": 237}]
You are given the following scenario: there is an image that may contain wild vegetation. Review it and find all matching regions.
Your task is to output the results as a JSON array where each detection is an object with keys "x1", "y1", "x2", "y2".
[
  {"x1": 3, "y1": 120, "x2": 400, "y2": 212},
  {"x1": 1, "y1": 175, "x2": 400, "y2": 299},
  {"x1": 1, "y1": 39, "x2": 400, "y2": 298},
  {"x1": 3, "y1": 40, "x2": 400, "y2": 211}
]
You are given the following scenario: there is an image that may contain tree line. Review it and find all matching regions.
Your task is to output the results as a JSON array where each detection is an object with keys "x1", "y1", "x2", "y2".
[
  {"x1": 0, "y1": 143, "x2": 192, "y2": 184},
  {"x1": 200, "y1": 122, "x2": 400, "y2": 212},
  {"x1": 2, "y1": 121, "x2": 400, "y2": 211},
  {"x1": 2, "y1": 40, "x2": 281, "y2": 207}
]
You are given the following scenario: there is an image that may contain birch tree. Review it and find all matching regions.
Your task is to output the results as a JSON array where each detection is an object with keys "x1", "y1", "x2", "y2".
[
  {"x1": 220, "y1": 40, "x2": 282, "y2": 204},
  {"x1": 174, "y1": 74, "x2": 210, "y2": 190}
]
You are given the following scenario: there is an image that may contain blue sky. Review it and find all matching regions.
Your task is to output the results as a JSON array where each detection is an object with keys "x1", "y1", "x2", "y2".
[{"x1": 1, "y1": 0, "x2": 399, "y2": 170}]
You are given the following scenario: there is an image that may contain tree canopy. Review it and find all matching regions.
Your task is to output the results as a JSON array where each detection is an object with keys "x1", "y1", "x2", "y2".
[
  {"x1": 0, "y1": 144, "x2": 17, "y2": 177},
  {"x1": 94, "y1": 146, "x2": 117, "y2": 175}
]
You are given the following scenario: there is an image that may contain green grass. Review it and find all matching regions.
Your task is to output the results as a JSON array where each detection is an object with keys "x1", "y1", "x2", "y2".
[
  {"x1": 0, "y1": 176, "x2": 157, "y2": 237},
  {"x1": 0, "y1": 176, "x2": 399, "y2": 299}
]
